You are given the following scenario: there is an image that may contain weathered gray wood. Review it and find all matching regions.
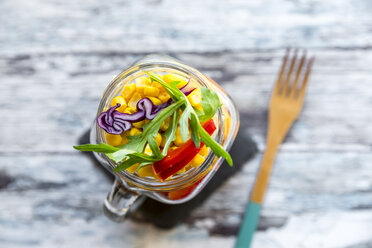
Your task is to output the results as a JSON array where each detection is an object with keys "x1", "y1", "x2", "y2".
[{"x1": 1, "y1": 0, "x2": 372, "y2": 247}]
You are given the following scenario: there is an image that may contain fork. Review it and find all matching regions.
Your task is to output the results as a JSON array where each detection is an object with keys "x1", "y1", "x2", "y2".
[{"x1": 235, "y1": 49, "x2": 315, "y2": 248}]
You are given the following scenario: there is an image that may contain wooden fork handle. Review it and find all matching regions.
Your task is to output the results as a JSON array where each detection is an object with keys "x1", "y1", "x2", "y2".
[{"x1": 250, "y1": 144, "x2": 279, "y2": 203}]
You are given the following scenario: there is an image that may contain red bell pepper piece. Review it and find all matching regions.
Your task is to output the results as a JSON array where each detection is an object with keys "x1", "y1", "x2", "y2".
[
  {"x1": 153, "y1": 119, "x2": 216, "y2": 181},
  {"x1": 168, "y1": 177, "x2": 204, "y2": 200}
]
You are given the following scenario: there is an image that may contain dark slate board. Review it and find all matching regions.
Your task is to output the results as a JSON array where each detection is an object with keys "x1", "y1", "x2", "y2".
[{"x1": 79, "y1": 125, "x2": 257, "y2": 228}]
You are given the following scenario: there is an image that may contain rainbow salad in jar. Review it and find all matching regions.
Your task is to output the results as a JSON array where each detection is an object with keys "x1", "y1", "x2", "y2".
[{"x1": 74, "y1": 72, "x2": 232, "y2": 199}]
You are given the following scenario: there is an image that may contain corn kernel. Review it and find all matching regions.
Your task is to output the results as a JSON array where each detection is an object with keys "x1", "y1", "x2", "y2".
[
  {"x1": 144, "y1": 86, "x2": 160, "y2": 97},
  {"x1": 111, "y1": 96, "x2": 127, "y2": 112},
  {"x1": 121, "y1": 84, "x2": 136, "y2": 101},
  {"x1": 158, "y1": 91, "x2": 170, "y2": 103},
  {"x1": 135, "y1": 76, "x2": 151, "y2": 85},
  {"x1": 199, "y1": 146, "x2": 209, "y2": 157},
  {"x1": 174, "y1": 127, "x2": 184, "y2": 146},
  {"x1": 155, "y1": 133, "x2": 162, "y2": 146},
  {"x1": 121, "y1": 135, "x2": 128, "y2": 145},
  {"x1": 129, "y1": 127, "x2": 142, "y2": 136},
  {"x1": 123, "y1": 107, "x2": 136, "y2": 114},
  {"x1": 163, "y1": 73, "x2": 187, "y2": 88},
  {"x1": 126, "y1": 163, "x2": 139, "y2": 173},
  {"x1": 152, "y1": 81, "x2": 163, "y2": 89},
  {"x1": 133, "y1": 119, "x2": 146, "y2": 128},
  {"x1": 160, "y1": 136, "x2": 166, "y2": 147},
  {"x1": 189, "y1": 154, "x2": 205, "y2": 167},
  {"x1": 187, "y1": 88, "x2": 202, "y2": 107},
  {"x1": 137, "y1": 165, "x2": 155, "y2": 177},
  {"x1": 144, "y1": 144, "x2": 153, "y2": 156},
  {"x1": 105, "y1": 133, "x2": 122, "y2": 146},
  {"x1": 128, "y1": 92, "x2": 142, "y2": 109},
  {"x1": 160, "y1": 117, "x2": 171, "y2": 131},
  {"x1": 148, "y1": 97, "x2": 162, "y2": 106}
]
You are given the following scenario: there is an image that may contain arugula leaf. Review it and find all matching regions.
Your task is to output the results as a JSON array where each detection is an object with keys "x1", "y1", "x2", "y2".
[
  {"x1": 148, "y1": 135, "x2": 163, "y2": 159},
  {"x1": 73, "y1": 143, "x2": 119, "y2": 153},
  {"x1": 199, "y1": 126, "x2": 233, "y2": 166},
  {"x1": 197, "y1": 88, "x2": 222, "y2": 122},
  {"x1": 113, "y1": 152, "x2": 159, "y2": 172},
  {"x1": 162, "y1": 111, "x2": 179, "y2": 155},
  {"x1": 179, "y1": 106, "x2": 191, "y2": 142},
  {"x1": 108, "y1": 99, "x2": 185, "y2": 162},
  {"x1": 146, "y1": 72, "x2": 183, "y2": 101},
  {"x1": 190, "y1": 113, "x2": 201, "y2": 148}
]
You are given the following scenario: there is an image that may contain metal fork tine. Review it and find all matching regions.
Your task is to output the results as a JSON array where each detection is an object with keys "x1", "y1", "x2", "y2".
[
  {"x1": 289, "y1": 51, "x2": 306, "y2": 97},
  {"x1": 281, "y1": 48, "x2": 298, "y2": 94},
  {"x1": 274, "y1": 49, "x2": 289, "y2": 94},
  {"x1": 298, "y1": 57, "x2": 315, "y2": 99}
]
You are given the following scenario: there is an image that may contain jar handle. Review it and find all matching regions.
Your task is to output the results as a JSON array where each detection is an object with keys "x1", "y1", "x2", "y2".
[{"x1": 103, "y1": 179, "x2": 144, "y2": 222}]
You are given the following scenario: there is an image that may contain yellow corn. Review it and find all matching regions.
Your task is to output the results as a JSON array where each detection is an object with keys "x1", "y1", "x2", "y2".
[
  {"x1": 158, "y1": 91, "x2": 170, "y2": 103},
  {"x1": 126, "y1": 163, "x2": 139, "y2": 173},
  {"x1": 129, "y1": 127, "x2": 142, "y2": 136},
  {"x1": 121, "y1": 83, "x2": 136, "y2": 101},
  {"x1": 128, "y1": 92, "x2": 142, "y2": 109},
  {"x1": 155, "y1": 133, "x2": 162, "y2": 146},
  {"x1": 152, "y1": 81, "x2": 163, "y2": 89},
  {"x1": 160, "y1": 117, "x2": 171, "y2": 131},
  {"x1": 187, "y1": 88, "x2": 202, "y2": 108},
  {"x1": 144, "y1": 86, "x2": 160, "y2": 97},
  {"x1": 133, "y1": 119, "x2": 146, "y2": 128},
  {"x1": 189, "y1": 154, "x2": 205, "y2": 167},
  {"x1": 105, "y1": 133, "x2": 122, "y2": 147},
  {"x1": 121, "y1": 135, "x2": 128, "y2": 145},
  {"x1": 199, "y1": 146, "x2": 209, "y2": 157},
  {"x1": 137, "y1": 165, "x2": 155, "y2": 177},
  {"x1": 148, "y1": 97, "x2": 162, "y2": 106},
  {"x1": 135, "y1": 76, "x2": 151, "y2": 94},
  {"x1": 111, "y1": 96, "x2": 127, "y2": 112},
  {"x1": 163, "y1": 73, "x2": 187, "y2": 88},
  {"x1": 160, "y1": 136, "x2": 166, "y2": 147},
  {"x1": 123, "y1": 107, "x2": 136, "y2": 114},
  {"x1": 144, "y1": 144, "x2": 152, "y2": 156},
  {"x1": 174, "y1": 127, "x2": 184, "y2": 146}
]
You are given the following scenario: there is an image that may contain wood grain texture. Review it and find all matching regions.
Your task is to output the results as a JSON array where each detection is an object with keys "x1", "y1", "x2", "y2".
[{"x1": 1, "y1": 0, "x2": 372, "y2": 247}]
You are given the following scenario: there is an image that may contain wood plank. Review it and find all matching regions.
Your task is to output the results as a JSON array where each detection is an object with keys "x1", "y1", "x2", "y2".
[{"x1": 0, "y1": 50, "x2": 371, "y2": 152}]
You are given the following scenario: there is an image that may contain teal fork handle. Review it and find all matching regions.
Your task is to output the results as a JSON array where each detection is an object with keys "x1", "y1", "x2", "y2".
[{"x1": 235, "y1": 202, "x2": 262, "y2": 248}]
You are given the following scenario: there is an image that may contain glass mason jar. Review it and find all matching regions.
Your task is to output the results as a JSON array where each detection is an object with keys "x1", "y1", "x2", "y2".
[{"x1": 90, "y1": 54, "x2": 239, "y2": 221}]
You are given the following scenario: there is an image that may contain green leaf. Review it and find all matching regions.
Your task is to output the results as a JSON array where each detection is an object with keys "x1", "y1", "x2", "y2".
[
  {"x1": 113, "y1": 152, "x2": 161, "y2": 172},
  {"x1": 179, "y1": 106, "x2": 191, "y2": 142},
  {"x1": 162, "y1": 111, "x2": 179, "y2": 155},
  {"x1": 197, "y1": 88, "x2": 222, "y2": 122},
  {"x1": 109, "y1": 99, "x2": 185, "y2": 162},
  {"x1": 148, "y1": 135, "x2": 163, "y2": 159},
  {"x1": 73, "y1": 143, "x2": 119, "y2": 153},
  {"x1": 190, "y1": 113, "x2": 201, "y2": 148},
  {"x1": 199, "y1": 125, "x2": 233, "y2": 166}
]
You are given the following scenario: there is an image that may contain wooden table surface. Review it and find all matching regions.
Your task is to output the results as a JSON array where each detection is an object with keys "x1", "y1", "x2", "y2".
[{"x1": 1, "y1": 0, "x2": 372, "y2": 247}]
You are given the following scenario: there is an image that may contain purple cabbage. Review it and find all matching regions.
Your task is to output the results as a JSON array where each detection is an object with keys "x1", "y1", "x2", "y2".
[
  {"x1": 98, "y1": 81, "x2": 196, "y2": 135},
  {"x1": 97, "y1": 98, "x2": 170, "y2": 135}
]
